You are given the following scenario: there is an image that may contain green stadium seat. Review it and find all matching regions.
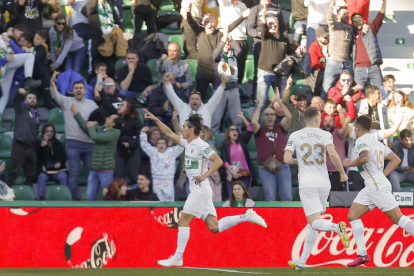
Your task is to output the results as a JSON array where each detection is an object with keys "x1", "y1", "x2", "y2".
[
  {"x1": 239, "y1": 84, "x2": 254, "y2": 108},
  {"x1": 183, "y1": 59, "x2": 197, "y2": 84},
  {"x1": 47, "y1": 108, "x2": 65, "y2": 134},
  {"x1": 280, "y1": 0, "x2": 291, "y2": 11},
  {"x1": 242, "y1": 59, "x2": 255, "y2": 84},
  {"x1": 115, "y1": 59, "x2": 126, "y2": 73},
  {"x1": 290, "y1": 84, "x2": 312, "y2": 96},
  {"x1": 146, "y1": 59, "x2": 159, "y2": 84},
  {"x1": 401, "y1": 182, "x2": 414, "y2": 187},
  {"x1": 213, "y1": 134, "x2": 225, "y2": 156},
  {"x1": 123, "y1": 10, "x2": 135, "y2": 34},
  {"x1": 246, "y1": 35, "x2": 254, "y2": 60},
  {"x1": 10, "y1": 113, "x2": 15, "y2": 131},
  {"x1": 159, "y1": 0, "x2": 174, "y2": 11},
  {"x1": 401, "y1": 186, "x2": 414, "y2": 192},
  {"x1": 45, "y1": 185, "x2": 72, "y2": 200},
  {"x1": 12, "y1": 185, "x2": 35, "y2": 200},
  {"x1": 247, "y1": 137, "x2": 257, "y2": 160},
  {"x1": 81, "y1": 186, "x2": 105, "y2": 200},
  {"x1": 205, "y1": 85, "x2": 213, "y2": 102},
  {"x1": 294, "y1": 79, "x2": 306, "y2": 85},
  {"x1": 288, "y1": 13, "x2": 295, "y2": 34},
  {"x1": 0, "y1": 134, "x2": 12, "y2": 159},
  {"x1": 122, "y1": 0, "x2": 131, "y2": 9},
  {"x1": 59, "y1": 134, "x2": 66, "y2": 148},
  {"x1": 168, "y1": 35, "x2": 185, "y2": 59}
]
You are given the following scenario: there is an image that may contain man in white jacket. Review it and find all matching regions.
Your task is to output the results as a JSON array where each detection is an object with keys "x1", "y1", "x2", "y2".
[{"x1": 165, "y1": 74, "x2": 228, "y2": 128}]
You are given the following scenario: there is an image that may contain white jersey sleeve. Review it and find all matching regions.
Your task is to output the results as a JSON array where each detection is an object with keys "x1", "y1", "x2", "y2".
[
  {"x1": 355, "y1": 136, "x2": 370, "y2": 155},
  {"x1": 180, "y1": 136, "x2": 188, "y2": 147},
  {"x1": 197, "y1": 142, "x2": 216, "y2": 160},
  {"x1": 284, "y1": 132, "x2": 296, "y2": 153},
  {"x1": 324, "y1": 131, "x2": 334, "y2": 147}
]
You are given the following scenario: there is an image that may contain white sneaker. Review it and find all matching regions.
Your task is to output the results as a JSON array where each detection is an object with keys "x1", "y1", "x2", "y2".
[
  {"x1": 157, "y1": 256, "x2": 183, "y2": 267},
  {"x1": 246, "y1": 209, "x2": 267, "y2": 228}
]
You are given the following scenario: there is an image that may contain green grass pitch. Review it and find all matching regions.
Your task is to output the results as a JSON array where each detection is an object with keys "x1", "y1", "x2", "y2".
[{"x1": 1, "y1": 267, "x2": 414, "y2": 276}]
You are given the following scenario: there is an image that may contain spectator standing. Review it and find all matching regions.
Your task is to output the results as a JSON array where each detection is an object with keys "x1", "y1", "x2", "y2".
[
  {"x1": 71, "y1": 105, "x2": 121, "y2": 201},
  {"x1": 252, "y1": 92, "x2": 293, "y2": 201},
  {"x1": 8, "y1": 90, "x2": 42, "y2": 187},
  {"x1": 380, "y1": 74, "x2": 395, "y2": 105},
  {"x1": 322, "y1": 115, "x2": 348, "y2": 191},
  {"x1": 345, "y1": 0, "x2": 370, "y2": 24},
  {"x1": 218, "y1": 0, "x2": 249, "y2": 84},
  {"x1": 16, "y1": 0, "x2": 47, "y2": 34},
  {"x1": 131, "y1": 0, "x2": 159, "y2": 34},
  {"x1": 166, "y1": 74, "x2": 228, "y2": 128},
  {"x1": 222, "y1": 180, "x2": 255, "y2": 207},
  {"x1": 157, "y1": 42, "x2": 192, "y2": 92},
  {"x1": 49, "y1": 14, "x2": 86, "y2": 73},
  {"x1": 37, "y1": 123, "x2": 68, "y2": 200},
  {"x1": 117, "y1": 49, "x2": 153, "y2": 99},
  {"x1": 114, "y1": 99, "x2": 143, "y2": 184},
  {"x1": 64, "y1": 0, "x2": 89, "y2": 40},
  {"x1": 257, "y1": 8, "x2": 292, "y2": 105},
  {"x1": 103, "y1": 179, "x2": 127, "y2": 200},
  {"x1": 140, "y1": 126, "x2": 184, "y2": 202},
  {"x1": 389, "y1": 130, "x2": 414, "y2": 192},
  {"x1": 281, "y1": 77, "x2": 307, "y2": 137},
  {"x1": 126, "y1": 171, "x2": 160, "y2": 201},
  {"x1": 322, "y1": 1, "x2": 352, "y2": 96},
  {"x1": 327, "y1": 71, "x2": 364, "y2": 106},
  {"x1": 211, "y1": 36, "x2": 243, "y2": 134},
  {"x1": 291, "y1": 0, "x2": 308, "y2": 43},
  {"x1": 351, "y1": 0, "x2": 386, "y2": 89},
  {"x1": 302, "y1": 0, "x2": 330, "y2": 76},
  {"x1": 321, "y1": 98, "x2": 356, "y2": 129},
  {"x1": 387, "y1": 91, "x2": 414, "y2": 140},
  {"x1": 221, "y1": 112, "x2": 257, "y2": 199},
  {"x1": 93, "y1": 76, "x2": 125, "y2": 120},
  {"x1": 50, "y1": 71, "x2": 98, "y2": 199},
  {"x1": 180, "y1": 0, "x2": 204, "y2": 59}
]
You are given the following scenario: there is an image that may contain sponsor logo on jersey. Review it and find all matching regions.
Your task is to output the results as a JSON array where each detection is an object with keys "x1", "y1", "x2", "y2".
[
  {"x1": 204, "y1": 146, "x2": 213, "y2": 154},
  {"x1": 357, "y1": 143, "x2": 368, "y2": 151},
  {"x1": 287, "y1": 141, "x2": 293, "y2": 146},
  {"x1": 185, "y1": 155, "x2": 198, "y2": 169}
]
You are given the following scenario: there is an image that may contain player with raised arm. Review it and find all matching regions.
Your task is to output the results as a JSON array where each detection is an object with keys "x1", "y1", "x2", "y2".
[
  {"x1": 342, "y1": 115, "x2": 414, "y2": 267},
  {"x1": 284, "y1": 107, "x2": 350, "y2": 272},
  {"x1": 143, "y1": 109, "x2": 267, "y2": 268}
]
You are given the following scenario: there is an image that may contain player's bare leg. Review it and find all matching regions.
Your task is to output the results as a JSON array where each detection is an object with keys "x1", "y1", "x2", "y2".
[
  {"x1": 347, "y1": 202, "x2": 371, "y2": 267},
  {"x1": 158, "y1": 213, "x2": 195, "y2": 267}
]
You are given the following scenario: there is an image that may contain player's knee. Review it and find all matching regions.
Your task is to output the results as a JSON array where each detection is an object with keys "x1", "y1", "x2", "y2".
[
  {"x1": 208, "y1": 224, "x2": 219, "y2": 233},
  {"x1": 347, "y1": 212, "x2": 357, "y2": 222}
]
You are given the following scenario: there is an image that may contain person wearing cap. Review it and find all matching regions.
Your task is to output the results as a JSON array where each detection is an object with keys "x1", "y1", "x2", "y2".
[
  {"x1": 351, "y1": 0, "x2": 386, "y2": 89},
  {"x1": 305, "y1": 26, "x2": 329, "y2": 97}
]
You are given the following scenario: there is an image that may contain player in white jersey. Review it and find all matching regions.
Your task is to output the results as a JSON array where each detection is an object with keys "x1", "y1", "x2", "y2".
[
  {"x1": 342, "y1": 115, "x2": 414, "y2": 267},
  {"x1": 143, "y1": 109, "x2": 267, "y2": 267},
  {"x1": 284, "y1": 107, "x2": 350, "y2": 272}
]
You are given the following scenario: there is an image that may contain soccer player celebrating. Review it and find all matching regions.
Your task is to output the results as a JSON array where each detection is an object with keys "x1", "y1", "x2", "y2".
[
  {"x1": 143, "y1": 106, "x2": 267, "y2": 267},
  {"x1": 343, "y1": 115, "x2": 414, "y2": 267},
  {"x1": 284, "y1": 107, "x2": 350, "y2": 272}
]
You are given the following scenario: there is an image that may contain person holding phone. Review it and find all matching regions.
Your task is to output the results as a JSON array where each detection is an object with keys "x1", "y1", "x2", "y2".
[{"x1": 93, "y1": 76, "x2": 125, "y2": 120}]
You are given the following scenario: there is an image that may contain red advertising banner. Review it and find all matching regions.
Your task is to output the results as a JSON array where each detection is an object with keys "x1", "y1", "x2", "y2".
[{"x1": 1, "y1": 207, "x2": 414, "y2": 268}]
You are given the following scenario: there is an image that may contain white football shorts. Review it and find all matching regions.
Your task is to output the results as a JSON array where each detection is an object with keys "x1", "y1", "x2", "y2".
[
  {"x1": 299, "y1": 187, "x2": 330, "y2": 217},
  {"x1": 353, "y1": 187, "x2": 398, "y2": 212},
  {"x1": 183, "y1": 179, "x2": 217, "y2": 220}
]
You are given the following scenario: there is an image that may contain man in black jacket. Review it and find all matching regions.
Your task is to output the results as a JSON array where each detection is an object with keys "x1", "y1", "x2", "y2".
[
  {"x1": 148, "y1": 72, "x2": 187, "y2": 127},
  {"x1": 389, "y1": 129, "x2": 414, "y2": 192},
  {"x1": 92, "y1": 76, "x2": 125, "y2": 123},
  {"x1": 9, "y1": 89, "x2": 43, "y2": 186}
]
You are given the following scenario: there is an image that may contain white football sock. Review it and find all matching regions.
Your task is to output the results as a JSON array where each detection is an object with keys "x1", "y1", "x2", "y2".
[
  {"x1": 350, "y1": 219, "x2": 367, "y2": 256},
  {"x1": 218, "y1": 215, "x2": 249, "y2": 232},
  {"x1": 312, "y1": 219, "x2": 339, "y2": 233},
  {"x1": 398, "y1": 215, "x2": 414, "y2": 236},
  {"x1": 298, "y1": 224, "x2": 318, "y2": 264},
  {"x1": 173, "y1": 227, "x2": 190, "y2": 260}
]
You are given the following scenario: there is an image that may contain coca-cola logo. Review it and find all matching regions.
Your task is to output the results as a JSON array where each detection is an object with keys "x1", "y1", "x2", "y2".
[
  {"x1": 151, "y1": 207, "x2": 183, "y2": 228},
  {"x1": 291, "y1": 214, "x2": 414, "y2": 267}
]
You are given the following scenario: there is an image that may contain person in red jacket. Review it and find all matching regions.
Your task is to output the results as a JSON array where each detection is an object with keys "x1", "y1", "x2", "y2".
[
  {"x1": 320, "y1": 98, "x2": 356, "y2": 129},
  {"x1": 328, "y1": 72, "x2": 365, "y2": 107}
]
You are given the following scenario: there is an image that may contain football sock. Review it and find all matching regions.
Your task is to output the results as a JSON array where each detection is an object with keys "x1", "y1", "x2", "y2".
[
  {"x1": 312, "y1": 219, "x2": 339, "y2": 233},
  {"x1": 398, "y1": 215, "x2": 414, "y2": 236},
  {"x1": 298, "y1": 224, "x2": 318, "y2": 264},
  {"x1": 350, "y1": 219, "x2": 367, "y2": 256},
  {"x1": 218, "y1": 215, "x2": 249, "y2": 232},
  {"x1": 173, "y1": 227, "x2": 190, "y2": 260}
]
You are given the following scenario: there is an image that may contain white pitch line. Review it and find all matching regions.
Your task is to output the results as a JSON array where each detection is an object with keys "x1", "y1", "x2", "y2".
[{"x1": 183, "y1": 267, "x2": 272, "y2": 274}]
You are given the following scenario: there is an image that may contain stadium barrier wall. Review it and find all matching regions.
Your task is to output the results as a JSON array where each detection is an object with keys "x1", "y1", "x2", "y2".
[{"x1": 1, "y1": 206, "x2": 414, "y2": 268}]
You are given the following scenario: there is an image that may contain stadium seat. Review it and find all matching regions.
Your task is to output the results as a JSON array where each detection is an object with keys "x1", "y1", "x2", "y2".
[
  {"x1": 205, "y1": 85, "x2": 214, "y2": 102},
  {"x1": 168, "y1": 35, "x2": 185, "y2": 59},
  {"x1": 48, "y1": 108, "x2": 65, "y2": 134},
  {"x1": 213, "y1": 134, "x2": 225, "y2": 156},
  {"x1": 242, "y1": 60, "x2": 255, "y2": 84},
  {"x1": 294, "y1": 79, "x2": 306, "y2": 85},
  {"x1": 0, "y1": 134, "x2": 12, "y2": 159},
  {"x1": 12, "y1": 185, "x2": 35, "y2": 200},
  {"x1": 123, "y1": 10, "x2": 135, "y2": 34},
  {"x1": 59, "y1": 134, "x2": 66, "y2": 148},
  {"x1": 239, "y1": 84, "x2": 254, "y2": 108},
  {"x1": 280, "y1": 0, "x2": 291, "y2": 11},
  {"x1": 288, "y1": 13, "x2": 295, "y2": 34},
  {"x1": 115, "y1": 59, "x2": 126, "y2": 73},
  {"x1": 290, "y1": 84, "x2": 312, "y2": 96},
  {"x1": 137, "y1": 108, "x2": 146, "y2": 126},
  {"x1": 183, "y1": 59, "x2": 197, "y2": 84},
  {"x1": 146, "y1": 59, "x2": 159, "y2": 84},
  {"x1": 247, "y1": 136, "x2": 257, "y2": 160},
  {"x1": 122, "y1": 0, "x2": 131, "y2": 9},
  {"x1": 159, "y1": 11, "x2": 182, "y2": 34},
  {"x1": 401, "y1": 186, "x2": 414, "y2": 192},
  {"x1": 10, "y1": 113, "x2": 15, "y2": 131},
  {"x1": 159, "y1": 0, "x2": 174, "y2": 11},
  {"x1": 45, "y1": 185, "x2": 72, "y2": 201},
  {"x1": 246, "y1": 36, "x2": 254, "y2": 60}
]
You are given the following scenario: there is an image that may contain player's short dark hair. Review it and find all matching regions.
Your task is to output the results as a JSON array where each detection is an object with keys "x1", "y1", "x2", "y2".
[
  {"x1": 304, "y1": 107, "x2": 320, "y2": 123},
  {"x1": 35, "y1": 30, "x2": 48, "y2": 41},
  {"x1": 73, "y1": 80, "x2": 85, "y2": 88},
  {"x1": 383, "y1": 74, "x2": 395, "y2": 82},
  {"x1": 14, "y1": 23, "x2": 26, "y2": 32},
  {"x1": 400, "y1": 129, "x2": 412, "y2": 140},
  {"x1": 21, "y1": 32, "x2": 34, "y2": 45},
  {"x1": 186, "y1": 114, "x2": 203, "y2": 136},
  {"x1": 355, "y1": 115, "x2": 372, "y2": 131},
  {"x1": 365, "y1": 85, "x2": 379, "y2": 98},
  {"x1": 94, "y1": 62, "x2": 107, "y2": 70}
]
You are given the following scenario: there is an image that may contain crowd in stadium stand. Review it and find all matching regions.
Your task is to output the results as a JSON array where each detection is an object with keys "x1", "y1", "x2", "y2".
[{"x1": 0, "y1": 0, "x2": 413, "y2": 204}]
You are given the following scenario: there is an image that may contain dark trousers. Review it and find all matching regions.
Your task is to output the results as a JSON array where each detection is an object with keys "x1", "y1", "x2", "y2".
[
  {"x1": 253, "y1": 41, "x2": 261, "y2": 94},
  {"x1": 88, "y1": 37, "x2": 118, "y2": 80},
  {"x1": 182, "y1": 20, "x2": 198, "y2": 60},
  {"x1": 33, "y1": 75, "x2": 56, "y2": 110},
  {"x1": 9, "y1": 141, "x2": 37, "y2": 186},
  {"x1": 114, "y1": 149, "x2": 141, "y2": 184},
  {"x1": 348, "y1": 170, "x2": 365, "y2": 191},
  {"x1": 196, "y1": 70, "x2": 215, "y2": 100},
  {"x1": 329, "y1": 171, "x2": 346, "y2": 191},
  {"x1": 235, "y1": 40, "x2": 248, "y2": 84},
  {"x1": 135, "y1": 11, "x2": 157, "y2": 34}
]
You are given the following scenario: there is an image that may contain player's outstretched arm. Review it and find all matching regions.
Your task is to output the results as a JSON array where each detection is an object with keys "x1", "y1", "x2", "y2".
[
  {"x1": 283, "y1": 150, "x2": 298, "y2": 165},
  {"x1": 143, "y1": 108, "x2": 181, "y2": 145},
  {"x1": 383, "y1": 151, "x2": 401, "y2": 177},
  {"x1": 326, "y1": 145, "x2": 348, "y2": 182},
  {"x1": 193, "y1": 153, "x2": 223, "y2": 184}
]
